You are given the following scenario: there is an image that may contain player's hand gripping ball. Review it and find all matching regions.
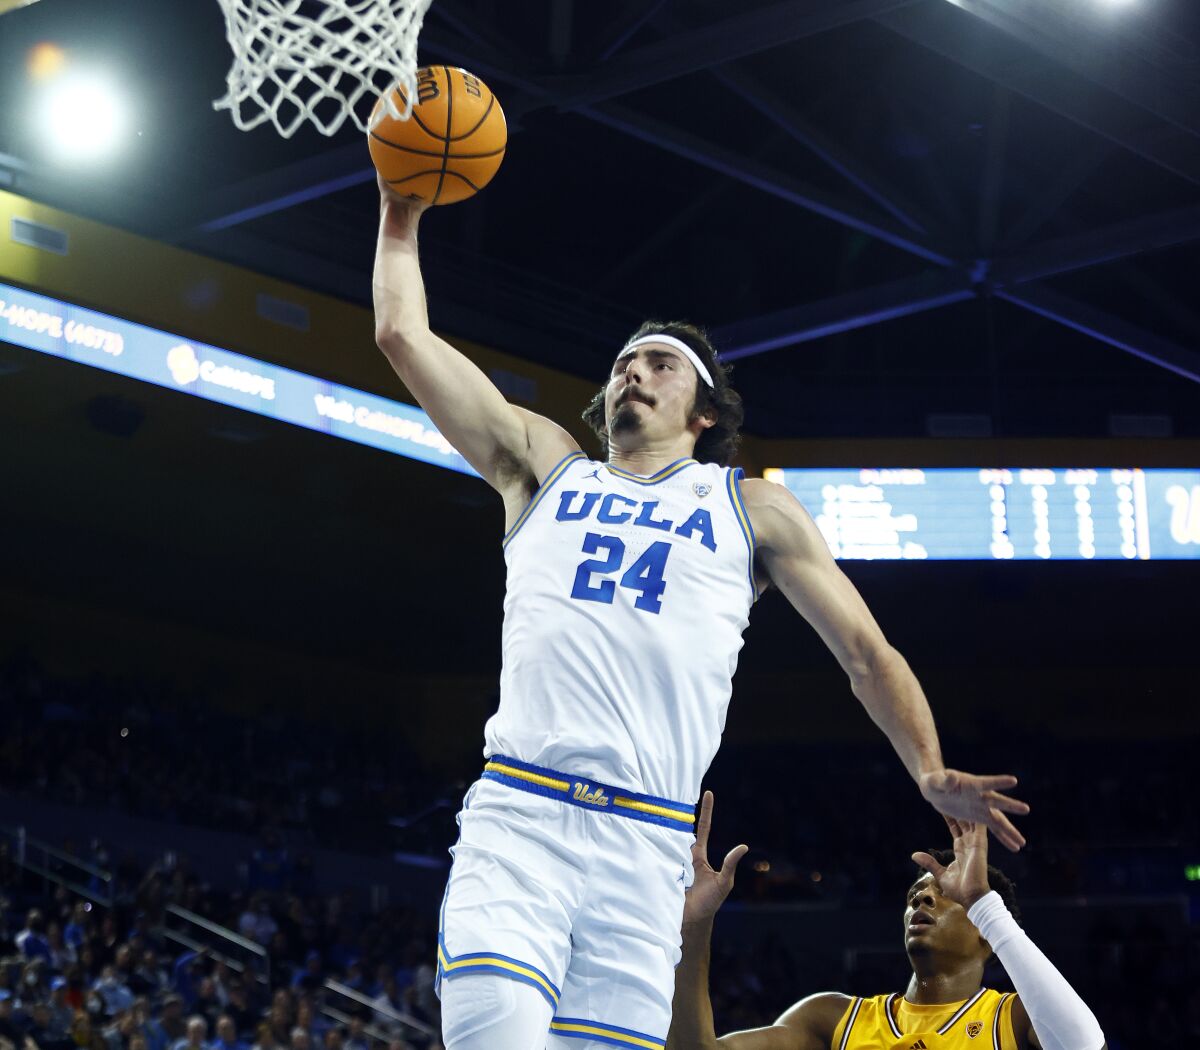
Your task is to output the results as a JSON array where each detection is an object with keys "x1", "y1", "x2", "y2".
[{"x1": 369, "y1": 66, "x2": 506, "y2": 205}]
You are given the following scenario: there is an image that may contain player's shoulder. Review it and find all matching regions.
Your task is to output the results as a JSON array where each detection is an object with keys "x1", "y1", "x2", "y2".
[
  {"x1": 738, "y1": 476, "x2": 809, "y2": 518},
  {"x1": 773, "y1": 991, "x2": 855, "y2": 1043},
  {"x1": 738, "y1": 476, "x2": 821, "y2": 553}
]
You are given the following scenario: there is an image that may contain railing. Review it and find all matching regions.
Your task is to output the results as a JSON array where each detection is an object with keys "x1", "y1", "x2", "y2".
[
  {"x1": 159, "y1": 904, "x2": 271, "y2": 988},
  {"x1": 0, "y1": 825, "x2": 115, "y2": 906},
  {"x1": 323, "y1": 979, "x2": 437, "y2": 1043}
]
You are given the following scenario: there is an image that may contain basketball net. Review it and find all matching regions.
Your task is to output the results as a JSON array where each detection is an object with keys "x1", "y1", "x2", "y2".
[{"x1": 213, "y1": 0, "x2": 434, "y2": 138}]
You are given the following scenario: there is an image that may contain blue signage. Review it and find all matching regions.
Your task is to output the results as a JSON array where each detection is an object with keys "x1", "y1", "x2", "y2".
[{"x1": 0, "y1": 280, "x2": 478, "y2": 476}]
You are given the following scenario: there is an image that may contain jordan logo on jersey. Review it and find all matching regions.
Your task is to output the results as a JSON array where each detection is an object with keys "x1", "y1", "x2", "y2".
[
  {"x1": 965, "y1": 1021, "x2": 983, "y2": 1038},
  {"x1": 572, "y1": 782, "x2": 611, "y2": 807}
]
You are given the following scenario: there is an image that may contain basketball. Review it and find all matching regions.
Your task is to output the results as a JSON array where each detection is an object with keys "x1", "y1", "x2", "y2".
[{"x1": 368, "y1": 66, "x2": 507, "y2": 206}]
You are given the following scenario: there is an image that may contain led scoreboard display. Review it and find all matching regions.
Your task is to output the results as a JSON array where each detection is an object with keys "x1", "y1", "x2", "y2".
[{"x1": 765, "y1": 468, "x2": 1200, "y2": 561}]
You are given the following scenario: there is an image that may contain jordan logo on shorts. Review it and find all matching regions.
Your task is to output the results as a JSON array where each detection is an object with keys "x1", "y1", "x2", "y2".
[{"x1": 572, "y1": 781, "x2": 611, "y2": 807}]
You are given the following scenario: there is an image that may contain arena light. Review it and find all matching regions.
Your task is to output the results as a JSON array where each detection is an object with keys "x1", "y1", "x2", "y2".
[{"x1": 36, "y1": 70, "x2": 128, "y2": 162}]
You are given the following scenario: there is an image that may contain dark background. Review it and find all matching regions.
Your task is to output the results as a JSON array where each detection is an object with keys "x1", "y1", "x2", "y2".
[{"x1": 1, "y1": 1, "x2": 1199, "y2": 1048}]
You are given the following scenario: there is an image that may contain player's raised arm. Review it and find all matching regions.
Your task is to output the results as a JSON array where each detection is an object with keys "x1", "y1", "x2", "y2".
[
  {"x1": 741, "y1": 479, "x2": 1030, "y2": 851},
  {"x1": 914, "y1": 818, "x2": 1106, "y2": 1050},
  {"x1": 667, "y1": 793, "x2": 845, "y2": 1050},
  {"x1": 372, "y1": 185, "x2": 578, "y2": 493}
]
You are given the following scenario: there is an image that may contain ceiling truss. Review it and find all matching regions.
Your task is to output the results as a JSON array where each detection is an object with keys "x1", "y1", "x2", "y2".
[{"x1": 177, "y1": 0, "x2": 1200, "y2": 385}]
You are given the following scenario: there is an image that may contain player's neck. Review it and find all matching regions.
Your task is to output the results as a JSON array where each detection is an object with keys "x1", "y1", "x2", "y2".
[
  {"x1": 607, "y1": 437, "x2": 697, "y2": 477},
  {"x1": 902, "y1": 965, "x2": 984, "y2": 1005}
]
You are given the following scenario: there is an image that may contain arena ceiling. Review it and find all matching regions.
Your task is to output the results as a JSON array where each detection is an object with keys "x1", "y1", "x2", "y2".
[{"x1": 1, "y1": 0, "x2": 1199, "y2": 441}]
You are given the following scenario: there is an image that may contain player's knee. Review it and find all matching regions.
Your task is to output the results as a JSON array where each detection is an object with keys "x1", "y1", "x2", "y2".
[{"x1": 441, "y1": 973, "x2": 550, "y2": 1050}]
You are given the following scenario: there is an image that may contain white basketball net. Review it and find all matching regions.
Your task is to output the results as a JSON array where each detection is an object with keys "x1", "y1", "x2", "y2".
[{"x1": 213, "y1": 0, "x2": 434, "y2": 138}]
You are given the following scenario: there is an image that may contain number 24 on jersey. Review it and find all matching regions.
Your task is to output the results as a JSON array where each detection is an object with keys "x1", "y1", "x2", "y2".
[{"x1": 570, "y1": 532, "x2": 671, "y2": 614}]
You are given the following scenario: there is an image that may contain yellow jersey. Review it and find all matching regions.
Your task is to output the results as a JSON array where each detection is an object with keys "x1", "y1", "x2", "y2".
[{"x1": 830, "y1": 988, "x2": 1018, "y2": 1050}]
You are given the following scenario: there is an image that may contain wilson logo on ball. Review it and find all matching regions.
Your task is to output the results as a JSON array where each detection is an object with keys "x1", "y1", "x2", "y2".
[{"x1": 369, "y1": 66, "x2": 507, "y2": 206}]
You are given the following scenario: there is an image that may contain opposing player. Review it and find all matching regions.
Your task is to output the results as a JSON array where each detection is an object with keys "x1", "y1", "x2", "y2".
[
  {"x1": 667, "y1": 794, "x2": 1105, "y2": 1050},
  {"x1": 372, "y1": 188, "x2": 1029, "y2": 1050}
]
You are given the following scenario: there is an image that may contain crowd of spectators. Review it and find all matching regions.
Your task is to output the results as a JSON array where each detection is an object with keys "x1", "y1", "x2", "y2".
[
  {"x1": 1, "y1": 649, "x2": 1198, "y2": 1049},
  {"x1": 1, "y1": 830, "x2": 1197, "y2": 1050},
  {"x1": 0, "y1": 652, "x2": 453, "y2": 859},
  {"x1": 1, "y1": 649, "x2": 1195, "y2": 904},
  {"x1": 0, "y1": 861, "x2": 443, "y2": 1050}
]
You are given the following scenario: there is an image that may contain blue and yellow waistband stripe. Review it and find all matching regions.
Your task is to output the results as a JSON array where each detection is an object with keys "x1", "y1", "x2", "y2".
[
  {"x1": 550, "y1": 1016, "x2": 666, "y2": 1049},
  {"x1": 502, "y1": 450, "x2": 586, "y2": 549},
  {"x1": 726, "y1": 467, "x2": 758, "y2": 601},
  {"x1": 436, "y1": 939, "x2": 561, "y2": 1008},
  {"x1": 483, "y1": 755, "x2": 695, "y2": 832}
]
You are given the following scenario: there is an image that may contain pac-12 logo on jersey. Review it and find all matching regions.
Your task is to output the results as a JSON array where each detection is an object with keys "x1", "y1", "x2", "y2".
[{"x1": 965, "y1": 1021, "x2": 983, "y2": 1038}]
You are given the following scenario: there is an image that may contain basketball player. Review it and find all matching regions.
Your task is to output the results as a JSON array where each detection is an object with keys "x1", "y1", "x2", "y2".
[
  {"x1": 372, "y1": 188, "x2": 1029, "y2": 1050},
  {"x1": 667, "y1": 793, "x2": 1105, "y2": 1050}
]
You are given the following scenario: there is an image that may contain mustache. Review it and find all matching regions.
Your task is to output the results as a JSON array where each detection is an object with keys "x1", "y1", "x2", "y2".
[{"x1": 617, "y1": 388, "x2": 654, "y2": 406}]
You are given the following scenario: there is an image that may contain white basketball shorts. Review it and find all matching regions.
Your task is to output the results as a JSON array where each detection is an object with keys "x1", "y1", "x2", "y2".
[{"x1": 435, "y1": 755, "x2": 698, "y2": 1049}]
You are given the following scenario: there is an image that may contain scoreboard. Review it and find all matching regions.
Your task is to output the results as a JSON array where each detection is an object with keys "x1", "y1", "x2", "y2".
[
  {"x1": 765, "y1": 467, "x2": 1200, "y2": 561},
  {"x1": 4, "y1": 277, "x2": 1199, "y2": 562}
]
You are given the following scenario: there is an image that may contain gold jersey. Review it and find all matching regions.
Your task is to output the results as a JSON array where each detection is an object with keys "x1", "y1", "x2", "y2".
[{"x1": 830, "y1": 988, "x2": 1018, "y2": 1050}]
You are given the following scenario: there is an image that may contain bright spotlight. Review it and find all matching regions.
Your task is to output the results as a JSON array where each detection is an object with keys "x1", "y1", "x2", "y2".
[{"x1": 37, "y1": 72, "x2": 127, "y2": 162}]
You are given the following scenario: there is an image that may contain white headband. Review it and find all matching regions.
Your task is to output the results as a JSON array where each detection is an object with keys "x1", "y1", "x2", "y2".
[{"x1": 617, "y1": 334, "x2": 715, "y2": 389}]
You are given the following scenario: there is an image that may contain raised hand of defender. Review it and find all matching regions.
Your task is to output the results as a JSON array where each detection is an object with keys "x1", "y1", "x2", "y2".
[
  {"x1": 913, "y1": 816, "x2": 992, "y2": 911},
  {"x1": 918, "y1": 768, "x2": 1029, "y2": 852},
  {"x1": 683, "y1": 790, "x2": 749, "y2": 927}
]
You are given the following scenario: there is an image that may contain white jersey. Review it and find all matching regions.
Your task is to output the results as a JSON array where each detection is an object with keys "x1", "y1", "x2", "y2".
[{"x1": 484, "y1": 452, "x2": 757, "y2": 803}]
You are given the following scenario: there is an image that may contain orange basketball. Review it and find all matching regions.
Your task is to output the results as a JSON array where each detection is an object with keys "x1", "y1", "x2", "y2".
[{"x1": 368, "y1": 66, "x2": 506, "y2": 206}]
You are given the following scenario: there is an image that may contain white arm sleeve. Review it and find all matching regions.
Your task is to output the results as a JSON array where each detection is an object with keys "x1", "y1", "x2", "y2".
[{"x1": 967, "y1": 891, "x2": 1104, "y2": 1050}]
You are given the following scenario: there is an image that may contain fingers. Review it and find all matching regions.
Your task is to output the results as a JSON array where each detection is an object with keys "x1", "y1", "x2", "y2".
[
  {"x1": 983, "y1": 790, "x2": 1030, "y2": 816},
  {"x1": 986, "y1": 809, "x2": 1026, "y2": 852},
  {"x1": 911, "y1": 851, "x2": 946, "y2": 878},
  {"x1": 972, "y1": 773, "x2": 1019, "y2": 791},
  {"x1": 694, "y1": 790, "x2": 713, "y2": 852},
  {"x1": 720, "y1": 844, "x2": 750, "y2": 882}
]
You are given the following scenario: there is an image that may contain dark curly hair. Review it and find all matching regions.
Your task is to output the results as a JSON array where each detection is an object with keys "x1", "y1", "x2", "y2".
[
  {"x1": 581, "y1": 320, "x2": 744, "y2": 466},
  {"x1": 920, "y1": 850, "x2": 1022, "y2": 927}
]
